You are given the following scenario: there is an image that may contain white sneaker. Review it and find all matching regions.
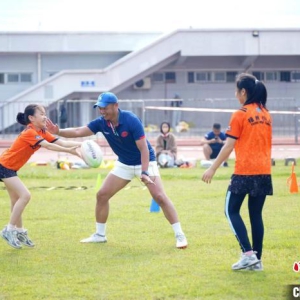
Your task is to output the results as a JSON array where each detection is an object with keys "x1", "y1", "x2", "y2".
[
  {"x1": 0, "y1": 227, "x2": 22, "y2": 249},
  {"x1": 245, "y1": 261, "x2": 263, "y2": 271},
  {"x1": 176, "y1": 233, "x2": 188, "y2": 249},
  {"x1": 232, "y1": 252, "x2": 260, "y2": 270},
  {"x1": 80, "y1": 233, "x2": 107, "y2": 243}
]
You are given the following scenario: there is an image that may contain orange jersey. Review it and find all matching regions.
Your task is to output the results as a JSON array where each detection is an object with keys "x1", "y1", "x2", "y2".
[
  {"x1": 0, "y1": 124, "x2": 58, "y2": 171},
  {"x1": 226, "y1": 103, "x2": 272, "y2": 175}
]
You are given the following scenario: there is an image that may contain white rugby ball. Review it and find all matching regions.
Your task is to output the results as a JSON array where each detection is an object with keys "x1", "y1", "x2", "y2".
[{"x1": 80, "y1": 140, "x2": 103, "y2": 168}]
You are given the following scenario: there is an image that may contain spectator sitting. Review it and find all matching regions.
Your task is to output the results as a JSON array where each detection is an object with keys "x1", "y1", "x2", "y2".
[
  {"x1": 201, "y1": 123, "x2": 228, "y2": 167},
  {"x1": 156, "y1": 122, "x2": 177, "y2": 168}
]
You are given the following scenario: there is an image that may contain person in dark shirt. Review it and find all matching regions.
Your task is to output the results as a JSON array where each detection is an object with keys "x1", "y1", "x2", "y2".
[
  {"x1": 201, "y1": 123, "x2": 228, "y2": 167},
  {"x1": 46, "y1": 92, "x2": 188, "y2": 249}
]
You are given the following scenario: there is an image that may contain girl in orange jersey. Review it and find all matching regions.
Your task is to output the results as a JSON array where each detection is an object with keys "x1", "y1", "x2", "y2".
[
  {"x1": 202, "y1": 73, "x2": 272, "y2": 271},
  {"x1": 0, "y1": 104, "x2": 81, "y2": 249}
]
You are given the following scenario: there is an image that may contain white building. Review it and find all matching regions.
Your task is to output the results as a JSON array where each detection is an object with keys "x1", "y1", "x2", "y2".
[{"x1": 1, "y1": 29, "x2": 300, "y2": 137}]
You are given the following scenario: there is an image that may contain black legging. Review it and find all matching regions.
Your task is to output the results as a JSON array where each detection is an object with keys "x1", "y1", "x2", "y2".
[{"x1": 225, "y1": 190, "x2": 266, "y2": 260}]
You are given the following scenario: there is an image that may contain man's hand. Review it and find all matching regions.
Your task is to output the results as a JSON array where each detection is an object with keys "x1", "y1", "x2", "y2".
[
  {"x1": 46, "y1": 118, "x2": 60, "y2": 135},
  {"x1": 140, "y1": 174, "x2": 156, "y2": 185}
]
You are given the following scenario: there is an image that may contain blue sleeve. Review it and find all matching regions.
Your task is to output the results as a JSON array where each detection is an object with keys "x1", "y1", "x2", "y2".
[
  {"x1": 130, "y1": 115, "x2": 145, "y2": 141},
  {"x1": 205, "y1": 131, "x2": 214, "y2": 140},
  {"x1": 87, "y1": 118, "x2": 104, "y2": 134},
  {"x1": 220, "y1": 132, "x2": 227, "y2": 140}
]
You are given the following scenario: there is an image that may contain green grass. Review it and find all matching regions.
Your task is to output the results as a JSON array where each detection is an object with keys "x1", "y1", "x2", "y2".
[{"x1": 0, "y1": 160, "x2": 299, "y2": 299}]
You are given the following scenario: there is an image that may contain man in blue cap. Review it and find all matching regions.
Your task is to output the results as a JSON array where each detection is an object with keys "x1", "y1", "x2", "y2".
[{"x1": 46, "y1": 92, "x2": 188, "y2": 249}]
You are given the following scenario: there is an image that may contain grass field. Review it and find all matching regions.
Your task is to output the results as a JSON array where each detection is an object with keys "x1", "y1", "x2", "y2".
[{"x1": 0, "y1": 160, "x2": 299, "y2": 300}]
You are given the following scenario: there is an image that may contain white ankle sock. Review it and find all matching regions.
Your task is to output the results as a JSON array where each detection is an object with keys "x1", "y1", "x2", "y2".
[
  {"x1": 16, "y1": 227, "x2": 25, "y2": 233},
  {"x1": 171, "y1": 222, "x2": 184, "y2": 235},
  {"x1": 96, "y1": 223, "x2": 106, "y2": 236},
  {"x1": 7, "y1": 224, "x2": 15, "y2": 231}
]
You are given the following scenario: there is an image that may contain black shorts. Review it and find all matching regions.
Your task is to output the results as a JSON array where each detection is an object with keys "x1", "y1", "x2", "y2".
[
  {"x1": 228, "y1": 174, "x2": 273, "y2": 197},
  {"x1": 0, "y1": 164, "x2": 17, "y2": 181},
  {"x1": 210, "y1": 148, "x2": 222, "y2": 159}
]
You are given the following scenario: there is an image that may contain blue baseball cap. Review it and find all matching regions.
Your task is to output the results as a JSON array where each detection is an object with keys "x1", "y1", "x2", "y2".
[{"x1": 93, "y1": 92, "x2": 118, "y2": 108}]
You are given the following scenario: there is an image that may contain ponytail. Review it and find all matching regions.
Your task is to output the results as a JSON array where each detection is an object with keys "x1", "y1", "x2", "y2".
[
  {"x1": 236, "y1": 73, "x2": 268, "y2": 108},
  {"x1": 16, "y1": 112, "x2": 27, "y2": 125}
]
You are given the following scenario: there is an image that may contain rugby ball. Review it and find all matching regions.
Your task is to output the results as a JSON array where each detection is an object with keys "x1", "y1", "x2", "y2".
[{"x1": 80, "y1": 140, "x2": 103, "y2": 168}]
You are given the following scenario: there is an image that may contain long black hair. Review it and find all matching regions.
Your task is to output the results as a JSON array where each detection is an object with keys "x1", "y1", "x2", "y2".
[
  {"x1": 16, "y1": 104, "x2": 43, "y2": 126},
  {"x1": 236, "y1": 73, "x2": 268, "y2": 108}
]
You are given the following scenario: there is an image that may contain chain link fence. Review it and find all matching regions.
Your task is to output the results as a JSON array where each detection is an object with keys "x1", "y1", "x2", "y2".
[{"x1": 1, "y1": 98, "x2": 299, "y2": 143}]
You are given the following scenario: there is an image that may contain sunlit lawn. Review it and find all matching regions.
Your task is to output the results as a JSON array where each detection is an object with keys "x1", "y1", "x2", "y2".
[{"x1": 0, "y1": 160, "x2": 299, "y2": 299}]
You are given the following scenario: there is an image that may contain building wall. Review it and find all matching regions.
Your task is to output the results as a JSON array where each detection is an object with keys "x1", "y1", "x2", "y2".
[
  {"x1": 0, "y1": 32, "x2": 161, "y2": 52},
  {"x1": 0, "y1": 54, "x2": 37, "y2": 100},
  {"x1": 41, "y1": 52, "x2": 128, "y2": 80},
  {"x1": 0, "y1": 52, "x2": 129, "y2": 101},
  {"x1": 117, "y1": 70, "x2": 300, "y2": 101}
]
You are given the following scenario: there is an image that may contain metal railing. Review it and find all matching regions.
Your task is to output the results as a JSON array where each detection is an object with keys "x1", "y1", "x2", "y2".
[{"x1": 1, "y1": 98, "x2": 299, "y2": 143}]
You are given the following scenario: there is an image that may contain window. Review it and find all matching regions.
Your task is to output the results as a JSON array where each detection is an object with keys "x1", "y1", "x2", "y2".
[
  {"x1": 153, "y1": 72, "x2": 164, "y2": 82},
  {"x1": 165, "y1": 72, "x2": 176, "y2": 83},
  {"x1": 20, "y1": 73, "x2": 32, "y2": 83},
  {"x1": 265, "y1": 71, "x2": 278, "y2": 82},
  {"x1": 152, "y1": 72, "x2": 176, "y2": 83},
  {"x1": 280, "y1": 71, "x2": 291, "y2": 82},
  {"x1": 291, "y1": 71, "x2": 300, "y2": 82},
  {"x1": 214, "y1": 72, "x2": 226, "y2": 82},
  {"x1": 252, "y1": 71, "x2": 264, "y2": 81},
  {"x1": 0, "y1": 73, "x2": 4, "y2": 84},
  {"x1": 196, "y1": 72, "x2": 211, "y2": 82},
  {"x1": 226, "y1": 72, "x2": 238, "y2": 82},
  {"x1": 7, "y1": 73, "x2": 19, "y2": 83},
  {"x1": 187, "y1": 72, "x2": 194, "y2": 83}
]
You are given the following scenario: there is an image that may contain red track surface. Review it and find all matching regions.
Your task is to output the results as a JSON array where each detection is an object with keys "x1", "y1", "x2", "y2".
[{"x1": 1, "y1": 137, "x2": 300, "y2": 164}]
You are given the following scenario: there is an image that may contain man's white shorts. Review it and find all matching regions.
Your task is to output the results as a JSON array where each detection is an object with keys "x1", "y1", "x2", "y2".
[{"x1": 110, "y1": 161, "x2": 160, "y2": 181}]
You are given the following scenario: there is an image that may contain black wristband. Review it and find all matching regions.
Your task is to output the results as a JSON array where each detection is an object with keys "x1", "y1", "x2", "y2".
[{"x1": 141, "y1": 171, "x2": 149, "y2": 176}]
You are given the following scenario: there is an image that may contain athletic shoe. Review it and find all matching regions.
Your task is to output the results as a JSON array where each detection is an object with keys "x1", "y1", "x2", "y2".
[
  {"x1": 232, "y1": 252, "x2": 260, "y2": 270},
  {"x1": 80, "y1": 233, "x2": 107, "y2": 243},
  {"x1": 245, "y1": 261, "x2": 264, "y2": 271},
  {"x1": 176, "y1": 233, "x2": 188, "y2": 249},
  {"x1": 17, "y1": 230, "x2": 35, "y2": 247},
  {"x1": 0, "y1": 227, "x2": 22, "y2": 249}
]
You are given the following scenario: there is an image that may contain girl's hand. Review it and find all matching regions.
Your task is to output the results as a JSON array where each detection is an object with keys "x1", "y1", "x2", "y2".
[
  {"x1": 46, "y1": 118, "x2": 60, "y2": 134},
  {"x1": 69, "y1": 146, "x2": 82, "y2": 158},
  {"x1": 202, "y1": 168, "x2": 216, "y2": 184}
]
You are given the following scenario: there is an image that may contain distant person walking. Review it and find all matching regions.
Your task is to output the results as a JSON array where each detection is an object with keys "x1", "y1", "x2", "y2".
[
  {"x1": 59, "y1": 100, "x2": 68, "y2": 129},
  {"x1": 202, "y1": 73, "x2": 273, "y2": 271},
  {"x1": 0, "y1": 104, "x2": 81, "y2": 249},
  {"x1": 171, "y1": 93, "x2": 182, "y2": 130}
]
